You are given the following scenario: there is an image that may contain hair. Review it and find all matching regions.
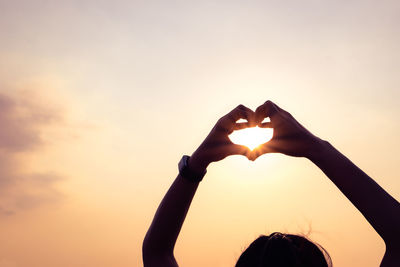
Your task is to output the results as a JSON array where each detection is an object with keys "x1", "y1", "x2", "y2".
[{"x1": 235, "y1": 232, "x2": 332, "y2": 267}]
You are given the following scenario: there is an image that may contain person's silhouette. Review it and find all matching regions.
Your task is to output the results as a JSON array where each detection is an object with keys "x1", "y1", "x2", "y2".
[{"x1": 142, "y1": 101, "x2": 400, "y2": 267}]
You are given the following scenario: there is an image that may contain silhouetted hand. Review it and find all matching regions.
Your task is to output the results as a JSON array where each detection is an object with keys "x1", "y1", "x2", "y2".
[
  {"x1": 251, "y1": 100, "x2": 322, "y2": 160},
  {"x1": 190, "y1": 105, "x2": 256, "y2": 172}
]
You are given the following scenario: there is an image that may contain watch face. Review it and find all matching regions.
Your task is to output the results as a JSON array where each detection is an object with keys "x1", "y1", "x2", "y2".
[
  {"x1": 178, "y1": 155, "x2": 206, "y2": 182},
  {"x1": 178, "y1": 155, "x2": 189, "y2": 173}
]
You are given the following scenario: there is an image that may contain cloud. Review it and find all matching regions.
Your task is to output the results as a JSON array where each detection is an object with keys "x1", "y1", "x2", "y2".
[{"x1": 0, "y1": 90, "x2": 65, "y2": 216}]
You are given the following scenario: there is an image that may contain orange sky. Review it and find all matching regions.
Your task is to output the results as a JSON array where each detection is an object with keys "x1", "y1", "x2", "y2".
[{"x1": 0, "y1": 1, "x2": 399, "y2": 266}]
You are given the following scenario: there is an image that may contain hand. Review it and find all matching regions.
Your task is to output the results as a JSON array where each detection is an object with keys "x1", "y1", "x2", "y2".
[
  {"x1": 189, "y1": 105, "x2": 256, "y2": 172},
  {"x1": 251, "y1": 100, "x2": 323, "y2": 159}
]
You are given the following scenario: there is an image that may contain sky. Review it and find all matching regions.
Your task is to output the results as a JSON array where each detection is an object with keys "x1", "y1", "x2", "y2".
[{"x1": 0, "y1": 0, "x2": 399, "y2": 266}]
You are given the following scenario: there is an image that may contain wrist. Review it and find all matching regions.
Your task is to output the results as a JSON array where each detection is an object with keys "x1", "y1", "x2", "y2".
[
  {"x1": 189, "y1": 151, "x2": 210, "y2": 174},
  {"x1": 306, "y1": 138, "x2": 332, "y2": 162}
]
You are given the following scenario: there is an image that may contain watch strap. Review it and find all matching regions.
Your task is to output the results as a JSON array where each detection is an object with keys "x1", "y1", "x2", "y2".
[{"x1": 178, "y1": 155, "x2": 207, "y2": 182}]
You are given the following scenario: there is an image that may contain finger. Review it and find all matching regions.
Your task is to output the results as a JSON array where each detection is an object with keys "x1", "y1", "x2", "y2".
[
  {"x1": 237, "y1": 104, "x2": 254, "y2": 113},
  {"x1": 250, "y1": 140, "x2": 277, "y2": 160},
  {"x1": 255, "y1": 100, "x2": 278, "y2": 123},
  {"x1": 228, "y1": 104, "x2": 256, "y2": 125},
  {"x1": 234, "y1": 122, "x2": 251, "y2": 130},
  {"x1": 259, "y1": 122, "x2": 273, "y2": 128},
  {"x1": 248, "y1": 148, "x2": 265, "y2": 161},
  {"x1": 247, "y1": 150, "x2": 258, "y2": 161},
  {"x1": 272, "y1": 102, "x2": 294, "y2": 119},
  {"x1": 270, "y1": 101, "x2": 285, "y2": 112},
  {"x1": 226, "y1": 144, "x2": 251, "y2": 157},
  {"x1": 261, "y1": 139, "x2": 280, "y2": 154}
]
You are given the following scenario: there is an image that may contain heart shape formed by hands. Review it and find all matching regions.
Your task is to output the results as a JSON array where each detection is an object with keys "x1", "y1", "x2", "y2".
[{"x1": 229, "y1": 126, "x2": 273, "y2": 150}]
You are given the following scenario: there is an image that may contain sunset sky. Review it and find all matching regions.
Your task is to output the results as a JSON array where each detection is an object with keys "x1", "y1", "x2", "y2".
[{"x1": 0, "y1": 1, "x2": 399, "y2": 266}]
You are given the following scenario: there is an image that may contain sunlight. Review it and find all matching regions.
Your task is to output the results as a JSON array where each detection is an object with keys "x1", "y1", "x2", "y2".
[{"x1": 229, "y1": 126, "x2": 273, "y2": 150}]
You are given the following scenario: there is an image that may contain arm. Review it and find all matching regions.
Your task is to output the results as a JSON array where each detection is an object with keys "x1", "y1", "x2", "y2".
[
  {"x1": 309, "y1": 141, "x2": 400, "y2": 266},
  {"x1": 142, "y1": 105, "x2": 255, "y2": 267},
  {"x1": 253, "y1": 100, "x2": 400, "y2": 266},
  {"x1": 142, "y1": 173, "x2": 199, "y2": 267}
]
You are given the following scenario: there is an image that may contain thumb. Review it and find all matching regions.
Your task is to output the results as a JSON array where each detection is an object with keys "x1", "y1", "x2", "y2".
[
  {"x1": 250, "y1": 141, "x2": 276, "y2": 160},
  {"x1": 227, "y1": 144, "x2": 251, "y2": 158}
]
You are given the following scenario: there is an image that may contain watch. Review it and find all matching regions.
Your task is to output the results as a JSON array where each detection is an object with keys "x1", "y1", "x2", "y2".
[{"x1": 178, "y1": 155, "x2": 207, "y2": 183}]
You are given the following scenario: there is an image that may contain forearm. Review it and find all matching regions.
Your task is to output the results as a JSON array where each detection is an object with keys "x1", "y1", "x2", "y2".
[
  {"x1": 308, "y1": 140, "x2": 400, "y2": 246},
  {"x1": 143, "y1": 175, "x2": 199, "y2": 258},
  {"x1": 143, "y1": 153, "x2": 208, "y2": 264}
]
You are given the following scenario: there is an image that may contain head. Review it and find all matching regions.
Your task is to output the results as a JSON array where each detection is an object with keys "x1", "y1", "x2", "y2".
[{"x1": 235, "y1": 232, "x2": 332, "y2": 267}]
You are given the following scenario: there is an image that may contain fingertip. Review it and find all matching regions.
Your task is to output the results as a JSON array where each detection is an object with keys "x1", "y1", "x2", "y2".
[{"x1": 246, "y1": 153, "x2": 255, "y2": 161}]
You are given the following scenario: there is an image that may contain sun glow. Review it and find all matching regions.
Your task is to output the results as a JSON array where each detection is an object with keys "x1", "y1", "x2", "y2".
[{"x1": 229, "y1": 126, "x2": 273, "y2": 150}]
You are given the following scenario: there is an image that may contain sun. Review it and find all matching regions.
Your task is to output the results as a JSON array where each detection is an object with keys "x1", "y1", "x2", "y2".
[{"x1": 229, "y1": 126, "x2": 273, "y2": 150}]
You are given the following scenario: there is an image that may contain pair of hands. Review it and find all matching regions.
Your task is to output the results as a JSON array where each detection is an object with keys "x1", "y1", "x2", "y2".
[{"x1": 189, "y1": 101, "x2": 323, "y2": 172}]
